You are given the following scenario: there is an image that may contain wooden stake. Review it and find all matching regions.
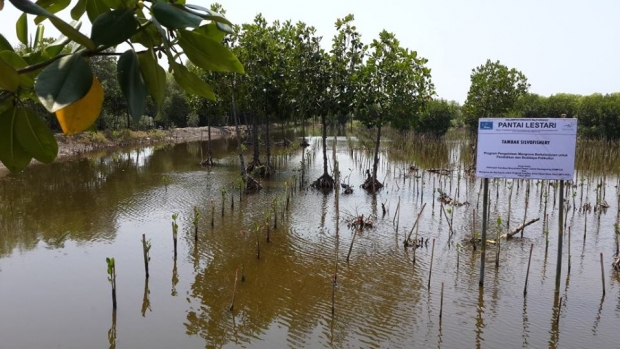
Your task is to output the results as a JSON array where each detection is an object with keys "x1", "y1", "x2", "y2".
[
  {"x1": 439, "y1": 281, "x2": 444, "y2": 320},
  {"x1": 600, "y1": 252, "x2": 606, "y2": 296},
  {"x1": 142, "y1": 234, "x2": 150, "y2": 279},
  {"x1": 524, "y1": 243, "x2": 533, "y2": 296},
  {"x1": 428, "y1": 238, "x2": 436, "y2": 289}
]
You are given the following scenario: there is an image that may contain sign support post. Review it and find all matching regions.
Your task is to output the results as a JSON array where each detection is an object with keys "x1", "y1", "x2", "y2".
[
  {"x1": 555, "y1": 180, "x2": 564, "y2": 293},
  {"x1": 479, "y1": 177, "x2": 489, "y2": 287}
]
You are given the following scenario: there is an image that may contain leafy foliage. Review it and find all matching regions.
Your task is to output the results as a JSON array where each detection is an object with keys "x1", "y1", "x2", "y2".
[
  {"x1": 0, "y1": 0, "x2": 242, "y2": 172},
  {"x1": 463, "y1": 59, "x2": 529, "y2": 130}
]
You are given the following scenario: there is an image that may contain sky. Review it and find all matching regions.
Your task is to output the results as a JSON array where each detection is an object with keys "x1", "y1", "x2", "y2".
[{"x1": 1, "y1": 0, "x2": 619, "y2": 103}]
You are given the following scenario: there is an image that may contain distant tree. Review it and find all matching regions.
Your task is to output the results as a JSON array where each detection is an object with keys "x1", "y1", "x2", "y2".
[
  {"x1": 415, "y1": 99, "x2": 454, "y2": 137},
  {"x1": 463, "y1": 59, "x2": 529, "y2": 130},
  {"x1": 358, "y1": 30, "x2": 433, "y2": 191}
]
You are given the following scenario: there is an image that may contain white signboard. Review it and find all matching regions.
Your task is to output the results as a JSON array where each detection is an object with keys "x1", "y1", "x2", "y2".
[{"x1": 476, "y1": 118, "x2": 577, "y2": 180}]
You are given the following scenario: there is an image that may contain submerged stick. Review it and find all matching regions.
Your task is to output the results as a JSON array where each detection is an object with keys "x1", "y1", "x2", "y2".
[
  {"x1": 524, "y1": 243, "x2": 534, "y2": 296},
  {"x1": 346, "y1": 229, "x2": 358, "y2": 263},
  {"x1": 406, "y1": 203, "x2": 427, "y2": 243},
  {"x1": 501, "y1": 218, "x2": 540, "y2": 239}
]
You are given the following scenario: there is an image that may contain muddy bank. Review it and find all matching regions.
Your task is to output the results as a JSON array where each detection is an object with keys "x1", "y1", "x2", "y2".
[{"x1": 1, "y1": 126, "x2": 248, "y2": 175}]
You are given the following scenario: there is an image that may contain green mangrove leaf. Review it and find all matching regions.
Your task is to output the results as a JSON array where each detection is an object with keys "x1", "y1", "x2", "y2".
[
  {"x1": 137, "y1": 50, "x2": 165, "y2": 114},
  {"x1": 117, "y1": 49, "x2": 146, "y2": 122},
  {"x1": 0, "y1": 51, "x2": 34, "y2": 88},
  {"x1": 194, "y1": 22, "x2": 226, "y2": 42},
  {"x1": 85, "y1": 0, "x2": 108, "y2": 23},
  {"x1": 15, "y1": 106, "x2": 58, "y2": 163},
  {"x1": 171, "y1": 62, "x2": 215, "y2": 101},
  {"x1": 178, "y1": 29, "x2": 243, "y2": 73},
  {"x1": 91, "y1": 8, "x2": 139, "y2": 47},
  {"x1": 152, "y1": 2, "x2": 202, "y2": 29},
  {"x1": 35, "y1": 54, "x2": 93, "y2": 112},
  {"x1": 70, "y1": 0, "x2": 86, "y2": 20},
  {"x1": 183, "y1": 4, "x2": 232, "y2": 25},
  {"x1": 0, "y1": 56, "x2": 19, "y2": 91},
  {"x1": 33, "y1": 24, "x2": 44, "y2": 49},
  {"x1": 0, "y1": 34, "x2": 14, "y2": 52},
  {"x1": 16, "y1": 13, "x2": 28, "y2": 46},
  {"x1": 0, "y1": 107, "x2": 32, "y2": 172},
  {"x1": 34, "y1": 0, "x2": 71, "y2": 24}
]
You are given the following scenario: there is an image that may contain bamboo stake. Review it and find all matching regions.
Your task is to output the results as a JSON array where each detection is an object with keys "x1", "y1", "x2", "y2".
[
  {"x1": 428, "y1": 238, "x2": 436, "y2": 289},
  {"x1": 600, "y1": 252, "x2": 606, "y2": 296},
  {"x1": 439, "y1": 281, "x2": 444, "y2": 320},
  {"x1": 523, "y1": 243, "x2": 534, "y2": 296}
]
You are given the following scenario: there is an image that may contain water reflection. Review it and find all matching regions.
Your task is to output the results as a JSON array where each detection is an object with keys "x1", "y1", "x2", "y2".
[{"x1": 1, "y1": 131, "x2": 620, "y2": 348}]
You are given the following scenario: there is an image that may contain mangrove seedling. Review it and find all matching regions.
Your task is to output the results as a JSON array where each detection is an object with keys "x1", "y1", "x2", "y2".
[
  {"x1": 254, "y1": 222, "x2": 261, "y2": 259},
  {"x1": 211, "y1": 199, "x2": 215, "y2": 228},
  {"x1": 171, "y1": 213, "x2": 179, "y2": 259},
  {"x1": 193, "y1": 206, "x2": 200, "y2": 242},
  {"x1": 162, "y1": 175, "x2": 169, "y2": 191},
  {"x1": 221, "y1": 188, "x2": 227, "y2": 217},
  {"x1": 106, "y1": 257, "x2": 117, "y2": 309},
  {"x1": 265, "y1": 210, "x2": 271, "y2": 243},
  {"x1": 142, "y1": 234, "x2": 151, "y2": 279},
  {"x1": 272, "y1": 197, "x2": 278, "y2": 229}
]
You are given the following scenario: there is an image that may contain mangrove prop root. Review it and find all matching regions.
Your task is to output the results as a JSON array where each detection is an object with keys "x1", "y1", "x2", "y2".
[{"x1": 312, "y1": 173, "x2": 335, "y2": 190}]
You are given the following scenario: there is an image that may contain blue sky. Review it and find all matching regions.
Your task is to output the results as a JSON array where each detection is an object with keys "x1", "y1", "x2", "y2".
[{"x1": 1, "y1": 0, "x2": 619, "y2": 103}]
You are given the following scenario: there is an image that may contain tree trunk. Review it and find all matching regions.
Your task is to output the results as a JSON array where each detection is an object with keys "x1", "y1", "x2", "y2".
[
  {"x1": 252, "y1": 110, "x2": 260, "y2": 164},
  {"x1": 322, "y1": 113, "x2": 328, "y2": 175},
  {"x1": 231, "y1": 79, "x2": 246, "y2": 178},
  {"x1": 265, "y1": 107, "x2": 271, "y2": 172},
  {"x1": 372, "y1": 122, "x2": 382, "y2": 184}
]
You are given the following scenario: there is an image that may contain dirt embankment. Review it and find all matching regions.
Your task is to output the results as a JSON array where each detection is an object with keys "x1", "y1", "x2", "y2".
[{"x1": 1, "y1": 126, "x2": 247, "y2": 175}]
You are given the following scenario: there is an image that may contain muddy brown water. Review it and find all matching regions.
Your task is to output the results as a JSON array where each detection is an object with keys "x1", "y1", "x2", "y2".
[{"x1": 0, "y1": 131, "x2": 619, "y2": 349}]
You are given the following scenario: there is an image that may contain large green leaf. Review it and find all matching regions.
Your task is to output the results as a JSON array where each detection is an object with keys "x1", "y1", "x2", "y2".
[
  {"x1": 117, "y1": 49, "x2": 146, "y2": 122},
  {"x1": 194, "y1": 22, "x2": 226, "y2": 42},
  {"x1": 34, "y1": 0, "x2": 70, "y2": 24},
  {"x1": 35, "y1": 54, "x2": 93, "y2": 112},
  {"x1": 42, "y1": 21, "x2": 81, "y2": 58},
  {"x1": 70, "y1": 0, "x2": 86, "y2": 20},
  {"x1": 0, "y1": 34, "x2": 14, "y2": 52},
  {"x1": 17, "y1": 13, "x2": 28, "y2": 46},
  {"x1": 0, "y1": 107, "x2": 32, "y2": 172},
  {"x1": 91, "y1": 9, "x2": 139, "y2": 47},
  {"x1": 0, "y1": 57, "x2": 19, "y2": 91},
  {"x1": 33, "y1": 24, "x2": 44, "y2": 49},
  {"x1": 184, "y1": 4, "x2": 232, "y2": 26},
  {"x1": 178, "y1": 29, "x2": 244, "y2": 73},
  {"x1": 10, "y1": 0, "x2": 96, "y2": 50},
  {"x1": 100, "y1": 0, "x2": 122, "y2": 9},
  {"x1": 130, "y1": 22, "x2": 162, "y2": 47},
  {"x1": 15, "y1": 106, "x2": 58, "y2": 163},
  {"x1": 0, "y1": 51, "x2": 34, "y2": 88},
  {"x1": 171, "y1": 62, "x2": 215, "y2": 101},
  {"x1": 152, "y1": 2, "x2": 202, "y2": 30},
  {"x1": 85, "y1": 0, "x2": 108, "y2": 23},
  {"x1": 137, "y1": 50, "x2": 165, "y2": 114}
]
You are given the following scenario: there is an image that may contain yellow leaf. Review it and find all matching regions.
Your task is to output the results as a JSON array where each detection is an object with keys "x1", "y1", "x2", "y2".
[{"x1": 55, "y1": 77, "x2": 104, "y2": 135}]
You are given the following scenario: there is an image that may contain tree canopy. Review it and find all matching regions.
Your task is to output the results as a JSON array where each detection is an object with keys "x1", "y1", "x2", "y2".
[{"x1": 462, "y1": 59, "x2": 529, "y2": 130}]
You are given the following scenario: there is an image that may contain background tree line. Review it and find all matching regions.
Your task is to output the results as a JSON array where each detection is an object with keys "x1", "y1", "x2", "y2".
[{"x1": 16, "y1": 7, "x2": 457, "y2": 138}]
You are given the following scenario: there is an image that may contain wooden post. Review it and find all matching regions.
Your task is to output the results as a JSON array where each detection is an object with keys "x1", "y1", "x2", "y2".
[
  {"x1": 523, "y1": 243, "x2": 534, "y2": 296},
  {"x1": 479, "y1": 178, "x2": 489, "y2": 287},
  {"x1": 554, "y1": 180, "x2": 564, "y2": 294}
]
